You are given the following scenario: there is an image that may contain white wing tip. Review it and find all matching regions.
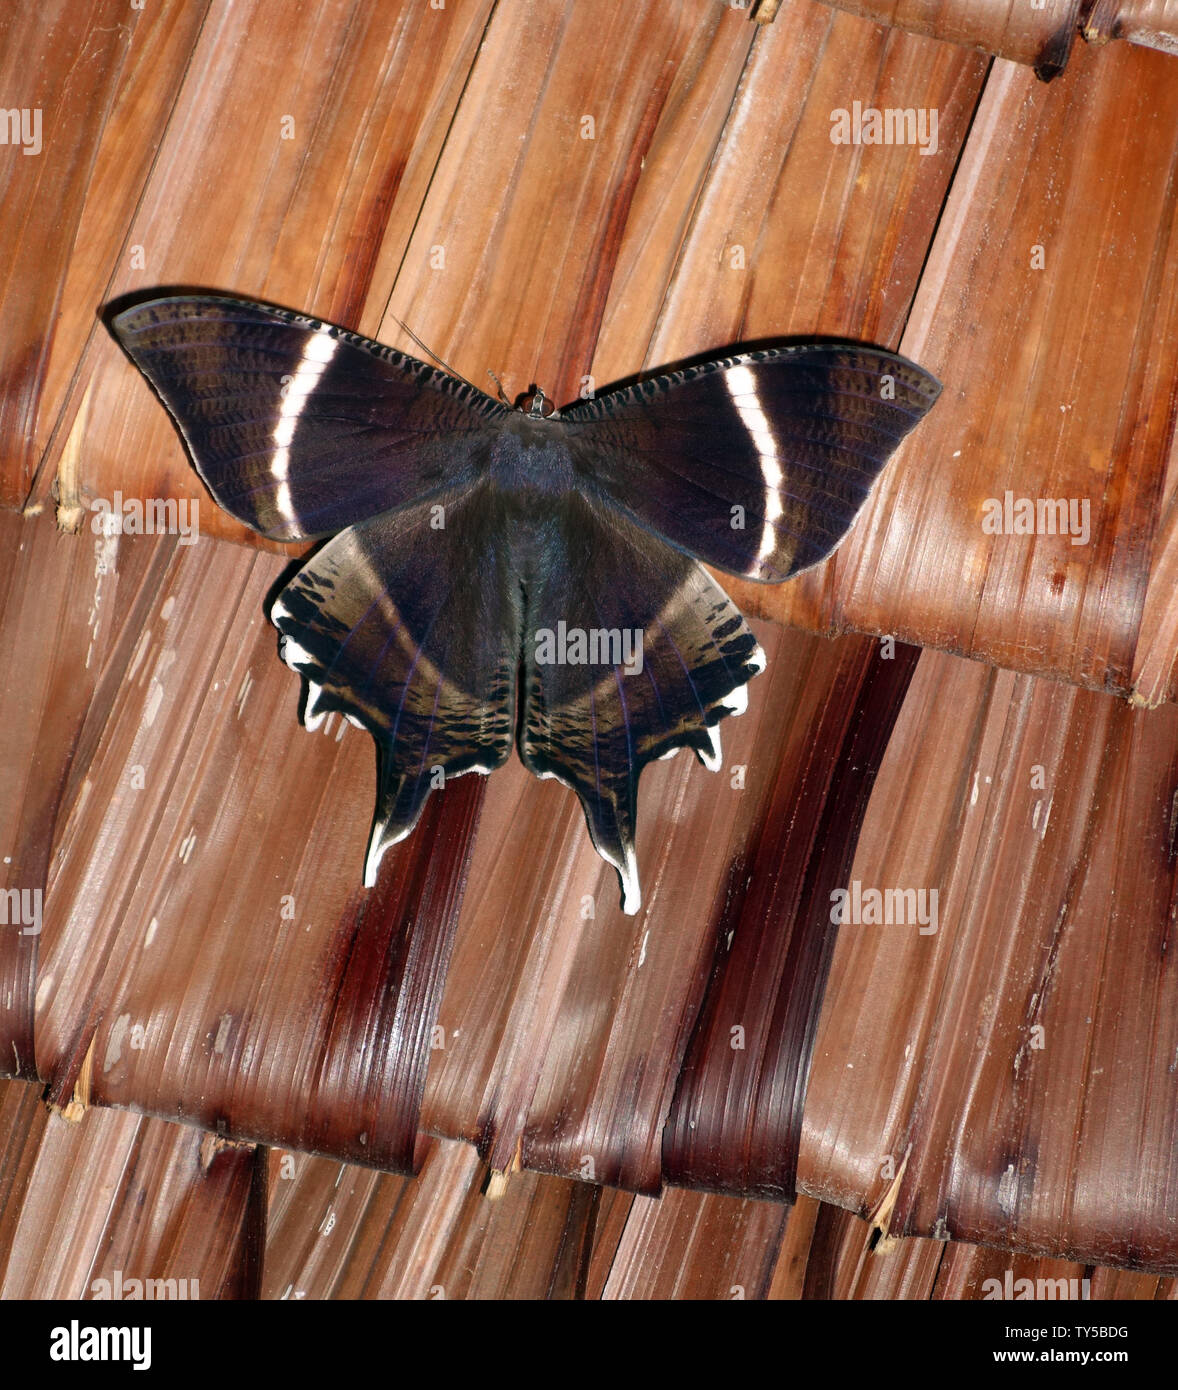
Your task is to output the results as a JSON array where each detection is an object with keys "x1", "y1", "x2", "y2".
[
  {"x1": 698, "y1": 723, "x2": 723, "y2": 772},
  {"x1": 619, "y1": 849, "x2": 642, "y2": 915},
  {"x1": 363, "y1": 825, "x2": 387, "y2": 887},
  {"x1": 363, "y1": 817, "x2": 413, "y2": 887},
  {"x1": 303, "y1": 681, "x2": 326, "y2": 730},
  {"x1": 723, "y1": 682, "x2": 749, "y2": 717}
]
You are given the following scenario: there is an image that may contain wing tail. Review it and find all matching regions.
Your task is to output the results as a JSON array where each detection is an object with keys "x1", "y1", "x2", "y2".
[
  {"x1": 272, "y1": 485, "x2": 520, "y2": 886},
  {"x1": 519, "y1": 495, "x2": 762, "y2": 914}
]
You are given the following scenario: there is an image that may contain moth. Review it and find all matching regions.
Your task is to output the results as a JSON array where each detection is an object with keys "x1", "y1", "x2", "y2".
[{"x1": 110, "y1": 295, "x2": 940, "y2": 913}]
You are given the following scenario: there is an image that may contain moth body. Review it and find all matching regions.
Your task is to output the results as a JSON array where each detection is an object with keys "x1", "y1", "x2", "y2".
[{"x1": 109, "y1": 294, "x2": 940, "y2": 913}]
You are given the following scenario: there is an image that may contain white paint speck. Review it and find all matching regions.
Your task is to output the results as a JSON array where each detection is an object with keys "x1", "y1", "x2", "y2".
[
  {"x1": 143, "y1": 679, "x2": 165, "y2": 727},
  {"x1": 104, "y1": 1013, "x2": 132, "y2": 1072}
]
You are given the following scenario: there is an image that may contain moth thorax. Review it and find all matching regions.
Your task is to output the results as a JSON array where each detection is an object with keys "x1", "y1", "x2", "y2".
[{"x1": 523, "y1": 387, "x2": 560, "y2": 420}]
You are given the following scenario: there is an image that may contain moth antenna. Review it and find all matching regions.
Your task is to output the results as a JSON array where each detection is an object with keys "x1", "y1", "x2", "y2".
[
  {"x1": 486, "y1": 370, "x2": 512, "y2": 407},
  {"x1": 386, "y1": 314, "x2": 480, "y2": 392}
]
